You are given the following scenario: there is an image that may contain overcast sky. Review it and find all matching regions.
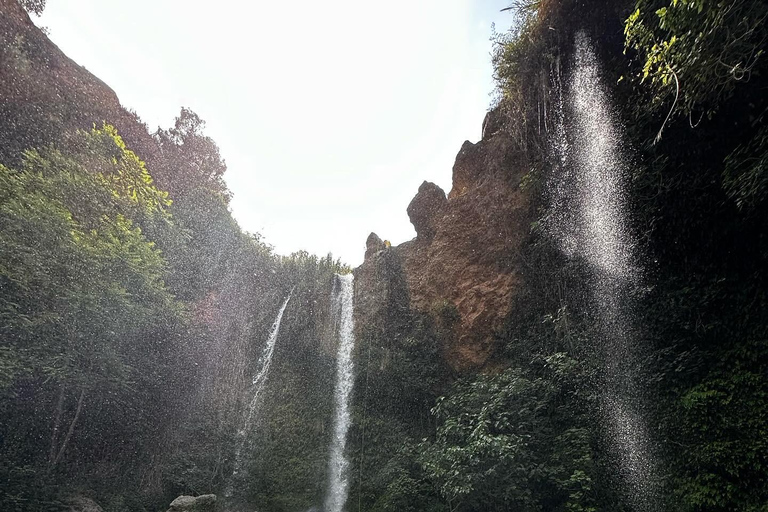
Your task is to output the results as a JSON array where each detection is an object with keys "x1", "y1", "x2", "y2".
[{"x1": 37, "y1": 1, "x2": 514, "y2": 265}]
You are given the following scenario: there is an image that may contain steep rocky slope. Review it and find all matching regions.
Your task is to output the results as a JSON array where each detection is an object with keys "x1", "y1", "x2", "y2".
[
  {"x1": 0, "y1": 0, "x2": 159, "y2": 166},
  {"x1": 356, "y1": 110, "x2": 533, "y2": 372}
]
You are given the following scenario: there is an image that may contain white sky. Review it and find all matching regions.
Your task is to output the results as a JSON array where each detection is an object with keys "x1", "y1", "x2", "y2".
[{"x1": 37, "y1": 1, "x2": 514, "y2": 266}]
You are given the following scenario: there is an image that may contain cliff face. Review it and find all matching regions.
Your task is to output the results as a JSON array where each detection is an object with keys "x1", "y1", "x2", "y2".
[
  {"x1": 2, "y1": 0, "x2": 530, "y2": 374},
  {"x1": 0, "y1": 0, "x2": 158, "y2": 166},
  {"x1": 0, "y1": 0, "x2": 119, "y2": 108},
  {"x1": 357, "y1": 111, "x2": 533, "y2": 372}
]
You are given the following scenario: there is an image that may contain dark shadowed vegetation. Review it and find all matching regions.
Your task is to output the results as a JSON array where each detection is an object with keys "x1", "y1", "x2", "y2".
[{"x1": 1, "y1": 0, "x2": 768, "y2": 511}]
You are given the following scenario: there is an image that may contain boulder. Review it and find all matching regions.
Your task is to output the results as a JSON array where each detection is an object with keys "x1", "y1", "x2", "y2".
[
  {"x1": 166, "y1": 494, "x2": 217, "y2": 512},
  {"x1": 63, "y1": 496, "x2": 103, "y2": 512}
]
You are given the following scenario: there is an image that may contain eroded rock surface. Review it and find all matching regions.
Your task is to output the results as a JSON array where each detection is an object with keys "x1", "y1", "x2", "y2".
[
  {"x1": 0, "y1": 0, "x2": 162, "y2": 173},
  {"x1": 355, "y1": 233, "x2": 411, "y2": 343},
  {"x1": 357, "y1": 109, "x2": 532, "y2": 372},
  {"x1": 407, "y1": 182, "x2": 447, "y2": 241}
]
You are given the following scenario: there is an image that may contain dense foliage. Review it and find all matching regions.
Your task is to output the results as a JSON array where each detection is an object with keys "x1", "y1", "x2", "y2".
[
  {"x1": 0, "y1": 75, "x2": 346, "y2": 512},
  {"x1": 2, "y1": 0, "x2": 768, "y2": 511},
  {"x1": 422, "y1": 0, "x2": 768, "y2": 510},
  {"x1": 342, "y1": 1, "x2": 768, "y2": 511}
]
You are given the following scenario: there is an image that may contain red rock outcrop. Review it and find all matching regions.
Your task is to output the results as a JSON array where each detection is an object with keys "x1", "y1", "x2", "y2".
[{"x1": 357, "y1": 112, "x2": 532, "y2": 372}]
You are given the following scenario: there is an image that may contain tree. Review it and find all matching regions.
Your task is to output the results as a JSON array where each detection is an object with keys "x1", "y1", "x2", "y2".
[
  {"x1": 0, "y1": 125, "x2": 182, "y2": 476},
  {"x1": 625, "y1": 0, "x2": 768, "y2": 118},
  {"x1": 153, "y1": 108, "x2": 230, "y2": 202},
  {"x1": 18, "y1": 0, "x2": 46, "y2": 16},
  {"x1": 419, "y1": 355, "x2": 602, "y2": 512}
]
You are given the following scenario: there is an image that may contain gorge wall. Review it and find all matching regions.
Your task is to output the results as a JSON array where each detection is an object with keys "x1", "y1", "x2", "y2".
[
  {"x1": 355, "y1": 109, "x2": 533, "y2": 373},
  {"x1": 1, "y1": 0, "x2": 532, "y2": 377}
]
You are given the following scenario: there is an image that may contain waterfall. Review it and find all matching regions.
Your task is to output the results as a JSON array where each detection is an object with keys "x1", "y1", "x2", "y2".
[
  {"x1": 227, "y1": 291, "x2": 292, "y2": 497},
  {"x1": 549, "y1": 32, "x2": 660, "y2": 510},
  {"x1": 325, "y1": 274, "x2": 356, "y2": 512}
]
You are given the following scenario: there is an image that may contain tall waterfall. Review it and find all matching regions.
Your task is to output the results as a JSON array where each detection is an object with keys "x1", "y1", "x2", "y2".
[
  {"x1": 227, "y1": 291, "x2": 292, "y2": 497},
  {"x1": 325, "y1": 274, "x2": 356, "y2": 512},
  {"x1": 549, "y1": 32, "x2": 659, "y2": 510}
]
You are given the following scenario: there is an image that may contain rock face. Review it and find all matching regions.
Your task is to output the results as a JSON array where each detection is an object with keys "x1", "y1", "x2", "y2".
[
  {"x1": 166, "y1": 494, "x2": 217, "y2": 512},
  {"x1": 355, "y1": 233, "x2": 411, "y2": 343},
  {"x1": 0, "y1": 0, "x2": 120, "y2": 110},
  {"x1": 407, "y1": 182, "x2": 448, "y2": 241},
  {"x1": 357, "y1": 108, "x2": 532, "y2": 372},
  {"x1": 0, "y1": 0, "x2": 160, "y2": 169},
  {"x1": 63, "y1": 496, "x2": 104, "y2": 512},
  {"x1": 364, "y1": 232, "x2": 387, "y2": 260}
]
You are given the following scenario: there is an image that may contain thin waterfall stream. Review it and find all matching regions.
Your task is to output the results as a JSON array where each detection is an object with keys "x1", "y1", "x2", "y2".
[
  {"x1": 226, "y1": 291, "x2": 292, "y2": 498},
  {"x1": 549, "y1": 32, "x2": 660, "y2": 510},
  {"x1": 325, "y1": 274, "x2": 356, "y2": 512}
]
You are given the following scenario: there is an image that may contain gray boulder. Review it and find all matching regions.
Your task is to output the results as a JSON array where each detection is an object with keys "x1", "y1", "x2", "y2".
[{"x1": 167, "y1": 494, "x2": 217, "y2": 512}]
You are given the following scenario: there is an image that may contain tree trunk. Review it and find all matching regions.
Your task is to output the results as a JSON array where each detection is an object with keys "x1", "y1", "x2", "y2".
[{"x1": 51, "y1": 387, "x2": 85, "y2": 468}]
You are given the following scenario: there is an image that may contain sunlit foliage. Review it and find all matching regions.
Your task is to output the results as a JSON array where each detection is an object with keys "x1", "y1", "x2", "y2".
[
  {"x1": 2, "y1": 0, "x2": 768, "y2": 510},
  {"x1": 625, "y1": 0, "x2": 768, "y2": 117}
]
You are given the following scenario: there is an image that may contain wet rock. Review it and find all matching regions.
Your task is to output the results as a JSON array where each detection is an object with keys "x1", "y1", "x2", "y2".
[
  {"x1": 355, "y1": 237, "x2": 410, "y2": 344},
  {"x1": 166, "y1": 494, "x2": 217, "y2": 512}
]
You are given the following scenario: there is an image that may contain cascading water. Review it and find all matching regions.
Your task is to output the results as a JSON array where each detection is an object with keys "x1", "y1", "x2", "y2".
[
  {"x1": 226, "y1": 291, "x2": 292, "y2": 498},
  {"x1": 549, "y1": 32, "x2": 660, "y2": 510},
  {"x1": 325, "y1": 274, "x2": 356, "y2": 512}
]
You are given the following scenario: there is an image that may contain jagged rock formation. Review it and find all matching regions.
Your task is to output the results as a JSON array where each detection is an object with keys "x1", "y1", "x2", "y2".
[
  {"x1": 355, "y1": 234, "x2": 411, "y2": 345},
  {"x1": 357, "y1": 111, "x2": 532, "y2": 372},
  {"x1": 407, "y1": 182, "x2": 448, "y2": 241}
]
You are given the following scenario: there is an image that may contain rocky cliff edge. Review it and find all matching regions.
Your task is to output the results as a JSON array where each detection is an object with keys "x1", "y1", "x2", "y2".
[{"x1": 356, "y1": 110, "x2": 532, "y2": 372}]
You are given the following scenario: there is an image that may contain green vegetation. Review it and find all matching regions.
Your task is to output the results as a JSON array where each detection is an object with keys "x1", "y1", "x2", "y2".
[
  {"x1": 625, "y1": 0, "x2": 768, "y2": 117},
  {"x1": 419, "y1": 358, "x2": 601, "y2": 512},
  {"x1": 2, "y1": 0, "x2": 768, "y2": 510},
  {"x1": 342, "y1": 1, "x2": 767, "y2": 511},
  {"x1": 0, "y1": 114, "x2": 345, "y2": 510}
]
